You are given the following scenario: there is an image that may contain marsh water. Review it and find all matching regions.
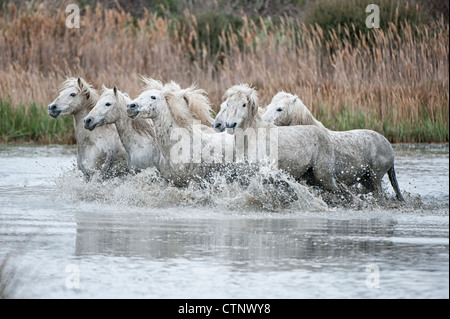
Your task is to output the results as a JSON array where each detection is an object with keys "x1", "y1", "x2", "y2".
[{"x1": 0, "y1": 144, "x2": 448, "y2": 299}]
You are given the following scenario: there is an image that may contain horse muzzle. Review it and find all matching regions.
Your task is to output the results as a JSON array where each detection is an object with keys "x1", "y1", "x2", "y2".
[
  {"x1": 225, "y1": 122, "x2": 237, "y2": 129},
  {"x1": 127, "y1": 103, "x2": 140, "y2": 119},
  {"x1": 48, "y1": 104, "x2": 61, "y2": 118},
  {"x1": 225, "y1": 122, "x2": 238, "y2": 134},
  {"x1": 212, "y1": 121, "x2": 225, "y2": 132},
  {"x1": 84, "y1": 117, "x2": 98, "y2": 131}
]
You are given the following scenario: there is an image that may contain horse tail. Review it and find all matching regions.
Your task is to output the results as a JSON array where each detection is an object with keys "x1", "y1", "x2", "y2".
[{"x1": 388, "y1": 166, "x2": 404, "y2": 201}]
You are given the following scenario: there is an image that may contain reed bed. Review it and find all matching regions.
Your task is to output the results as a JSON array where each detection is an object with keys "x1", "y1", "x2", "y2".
[{"x1": 0, "y1": 2, "x2": 448, "y2": 143}]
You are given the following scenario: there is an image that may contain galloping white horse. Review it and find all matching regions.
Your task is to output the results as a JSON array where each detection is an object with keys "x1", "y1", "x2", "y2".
[
  {"x1": 212, "y1": 84, "x2": 350, "y2": 197},
  {"x1": 262, "y1": 91, "x2": 404, "y2": 201},
  {"x1": 140, "y1": 77, "x2": 215, "y2": 128},
  {"x1": 127, "y1": 82, "x2": 235, "y2": 186},
  {"x1": 83, "y1": 85, "x2": 160, "y2": 173},
  {"x1": 47, "y1": 77, "x2": 128, "y2": 179}
]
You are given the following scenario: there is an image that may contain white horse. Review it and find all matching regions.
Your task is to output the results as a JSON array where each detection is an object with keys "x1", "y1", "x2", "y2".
[
  {"x1": 126, "y1": 84, "x2": 236, "y2": 186},
  {"x1": 83, "y1": 85, "x2": 161, "y2": 173},
  {"x1": 48, "y1": 78, "x2": 128, "y2": 179},
  {"x1": 262, "y1": 91, "x2": 404, "y2": 201},
  {"x1": 211, "y1": 84, "x2": 350, "y2": 197},
  {"x1": 140, "y1": 77, "x2": 215, "y2": 128}
]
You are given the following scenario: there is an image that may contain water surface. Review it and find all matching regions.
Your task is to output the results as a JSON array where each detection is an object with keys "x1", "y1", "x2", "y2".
[{"x1": 0, "y1": 144, "x2": 448, "y2": 298}]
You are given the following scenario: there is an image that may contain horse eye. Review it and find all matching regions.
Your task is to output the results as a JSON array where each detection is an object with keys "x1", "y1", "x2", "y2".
[
  {"x1": 242, "y1": 103, "x2": 247, "y2": 107},
  {"x1": 70, "y1": 93, "x2": 77, "y2": 97},
  {"x1": 151, "y1": 96, "x2": 156, "y2": 100},
  {"x1": 105, "y1": 102, "x2": 111, "y2": 106},
  {"x1": 277, "y1": 107, "x2": 283, "y2": 112}
]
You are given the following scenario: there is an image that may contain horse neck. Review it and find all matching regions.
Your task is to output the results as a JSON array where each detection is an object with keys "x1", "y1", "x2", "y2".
[
  {"x1": 244, "y1": 113, "x2": 273, "y2": 129},
  {"x1": 293, "y1": 101, "x2": 325, "y2": 128},
  {"x1": 112, "y1": 101, "x2": 139, "y2": 152},
  {"x1": 312, "y1": 116, "x2": 326, "y2": 129},
  {"x1": 73, "y1": 99, "x2": 96, "y2": 144}
]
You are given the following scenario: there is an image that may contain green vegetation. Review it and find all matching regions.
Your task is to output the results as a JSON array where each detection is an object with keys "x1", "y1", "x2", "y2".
[
  {"x1": 0, "y1": 98, "x2": 74, "y2": 144},
  {"x1": 319, "y1": 104, "x2": 449, "y2": 143},
  {"x1": 1, "y1": 97, "x2": 446, "y2": 144},
  {"x1": 304, "y1": 0, "x2": 431, "y2": 40}
]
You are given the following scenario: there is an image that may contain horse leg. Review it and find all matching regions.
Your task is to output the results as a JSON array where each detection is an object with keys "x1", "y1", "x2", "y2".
[
  {"x1": 297, "y1": 167, "x2": 316, "y2": 186},
  {"x1": 359, "y1": 168, "x2": 377, "y2": 193},
  {"x1": 312, "y1": 161, "x2": 353, "y2": 199},
  {"x1": 316, "y1": 170, "x2": 359, "y2": 206}
]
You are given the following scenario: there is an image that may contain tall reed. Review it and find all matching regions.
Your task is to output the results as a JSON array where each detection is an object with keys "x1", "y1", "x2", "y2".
[{"x1": 0, "y1": 2, "x2": 448, "y2": 143}]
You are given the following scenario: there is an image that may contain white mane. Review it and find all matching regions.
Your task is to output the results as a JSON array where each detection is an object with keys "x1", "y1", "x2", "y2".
[{"x1": 141, "y1": 77, "x2": 214, "y2": 126}]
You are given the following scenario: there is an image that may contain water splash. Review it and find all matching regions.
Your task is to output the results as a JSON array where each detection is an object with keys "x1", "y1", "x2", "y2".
[
  {"x1": 53, "y1": 160, "x2": 433, "y2": 213},
  {"x1": 54, "y1": 163, "x2": 330, "y2": 212}
]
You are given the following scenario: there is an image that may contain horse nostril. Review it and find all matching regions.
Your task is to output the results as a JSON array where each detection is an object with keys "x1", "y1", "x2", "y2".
[
  {"x1": 213, "y1": 122, "x2": 222, "y2": 129},
  {"x1": 49, "y1": 104, "x2": 57, "y2": 111},
  {"x1": 84, "y1": 118, "x2": 92, "y2": 125},
  {"x1": 226, "y1": 122, "x2": 237, "y2": 128},
  {"x1": 128, "y1": 103, "x2": 136, "y2": 109}
]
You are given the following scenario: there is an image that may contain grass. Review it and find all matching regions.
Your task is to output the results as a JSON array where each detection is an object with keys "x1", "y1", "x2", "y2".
[
  {"x1": 0, "y1": 1, "x2": 448, "y2": 144},
  {"x1": 319, "y1": 104, "x2": 449, "y2": 143},
  {"x1": 0, "y1": 98, "x2": 74, "y2": 144}
]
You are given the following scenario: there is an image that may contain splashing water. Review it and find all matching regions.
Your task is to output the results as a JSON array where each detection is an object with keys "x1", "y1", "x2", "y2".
[
  {"x1": 55, "y1": 162, "x2": 331, "y2": 212},
  {"x1": 54, "y1": 160, "x2": 427, "y2": 213}
]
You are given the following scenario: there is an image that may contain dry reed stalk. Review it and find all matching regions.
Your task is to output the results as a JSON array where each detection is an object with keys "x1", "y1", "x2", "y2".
[{"x1": 0, "y1": 3, "x2": 447, "y2": 142}]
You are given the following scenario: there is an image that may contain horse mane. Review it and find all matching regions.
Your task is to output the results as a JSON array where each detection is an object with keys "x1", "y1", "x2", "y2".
[
  {"x1": 61, "y1": 77, "x2": 99, "y2": 109},
  {"x1": 164, "y1": 80, "x2": 182, "y2": 91},
  {"x1": 140, "y1": 78, "x2": 213, "y2": 128},
  {"x1": 164, "y1": 89, "x2": 196, "y2": 130},
  {"x1": 140, "y1": 76, "x2": 165, "y2": 92},
  {"x1": 131, "y1": 114, "x2": 156, "y2": 138},
  {"x1": 184, "y1": 85, "x2": 214, "y2": 126},
  {"x1": 274, "y1": 91, "x2": 325, "y2": 128},
  {"x1": 223, "y1": 83, "x2": 259, "y2": 119},
  {"x1": 102, "y1": 85, "x2": 156, "y2": 138}
]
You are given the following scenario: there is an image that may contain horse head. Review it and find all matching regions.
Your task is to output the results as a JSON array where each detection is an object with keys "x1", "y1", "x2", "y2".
[
  {"x1": 263, "y1": 91, "x2": 325, "y2": 128},
  {"x1": 127, "y1": 87, "x2": 168, "y2": 120},
  {"x1": 48, "y1": 77, "x2": 97, "y2": 118},
  {"x1": 262, "y1": 92, "x2": 298, "y2": 126},
  {"x1": 213, "y1": 84, "x2": 259, "y2": 134},
  {"x1": 84, "y1": 85, "x2": 128, "y2": 131}
]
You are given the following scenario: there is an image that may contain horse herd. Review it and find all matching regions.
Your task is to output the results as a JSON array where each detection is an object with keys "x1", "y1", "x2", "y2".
[{"x1": 47, "y1": 77, "x2": 404, "y2": 205}]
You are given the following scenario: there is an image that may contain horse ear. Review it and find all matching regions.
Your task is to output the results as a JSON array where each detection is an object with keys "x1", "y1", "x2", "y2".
[
  {"x1": 164, "y1": 91, "x2": 174, "y2": 104},
  {"x1": 247, "y1": 92, "x2": 259, "y2": 118},
  {"x1": 173, "y1": 89, "x2": 188, "y2": 102},
  {"x1": 113, "y1": 85, "x2": 118, "y2": 96},
  {"x1": 181, "y1": 90, "x2": 190, "y2": 105},
  {"x1": 101, "y1": 84, "x2": 107, "y2": 92},
  {"x1": 77, "y1": 78, "x2": 90, "y2": 100},
  {"x1": 249, "y1": 98, "x2": 257, "y2": 118},
  {"x1": 77, "y1": 77, "x2": 86, "y2": 93}
]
